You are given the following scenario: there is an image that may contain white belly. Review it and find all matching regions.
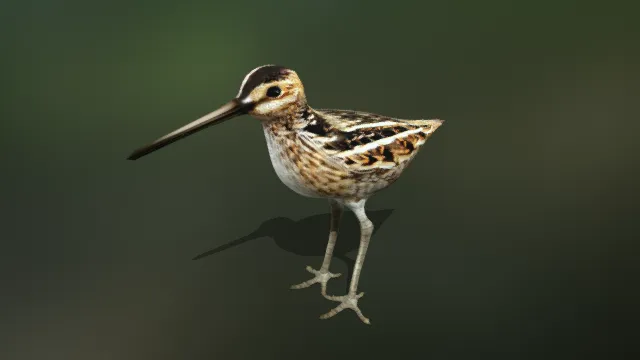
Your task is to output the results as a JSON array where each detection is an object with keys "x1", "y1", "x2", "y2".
[{"x1": 262, "y1": 126, "x2": 323, "y2": 198}]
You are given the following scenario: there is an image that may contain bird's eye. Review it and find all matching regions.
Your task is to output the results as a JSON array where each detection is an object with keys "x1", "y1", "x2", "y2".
[{"x1": 266, "y1": 86, "x2": 282, "y2": 98}]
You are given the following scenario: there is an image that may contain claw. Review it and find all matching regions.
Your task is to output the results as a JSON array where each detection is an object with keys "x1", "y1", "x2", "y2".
[
  {"x1": 320, "y1": 292, "x2": 370, "y2": 324},
  {"x1": 290, "y1": 266, "x2": 341, "y2": 295}
]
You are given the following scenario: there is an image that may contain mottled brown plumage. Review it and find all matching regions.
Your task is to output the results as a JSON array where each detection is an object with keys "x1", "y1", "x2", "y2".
[
  {"x1": 127, "y1": 65, "x2": 444, "y2": 324},
  {"x1": 262, "y1": 107, "x2": 442, "y2": 200}
]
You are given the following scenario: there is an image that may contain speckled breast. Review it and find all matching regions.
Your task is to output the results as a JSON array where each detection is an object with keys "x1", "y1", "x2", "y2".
[{"x1": 263, "y1": 126, "x2": 325, "y2": 198}]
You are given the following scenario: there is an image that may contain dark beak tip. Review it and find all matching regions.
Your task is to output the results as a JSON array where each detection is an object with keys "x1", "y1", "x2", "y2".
[{"x1": 126, "y1": 151, "x2": 141, "y2": 161}]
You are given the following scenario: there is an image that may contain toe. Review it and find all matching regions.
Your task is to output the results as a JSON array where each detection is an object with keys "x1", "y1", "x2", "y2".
[
  {"x1": 323, "y1": 294, "x2": 344, "y2": 301},
  {"x1": 319, "y1": 303, "x2": 347, "y2": 320},
  {"x1": 290, "y1": 278, "x2": 316, "y2": 289},
  {"x1": 319, "y1": 292, "x2": 371, "y2": 324},
  {"x1": 353, "y1": 307, "x2": 371, "y2": 325},
  {"x1": 292, "y1": 267, "x2": 340, "y2": 292}
]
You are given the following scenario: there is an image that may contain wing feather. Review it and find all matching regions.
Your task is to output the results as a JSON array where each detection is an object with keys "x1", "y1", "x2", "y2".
[{"x1": 298, "y1": 108, "x2": 442, "y2": 172}]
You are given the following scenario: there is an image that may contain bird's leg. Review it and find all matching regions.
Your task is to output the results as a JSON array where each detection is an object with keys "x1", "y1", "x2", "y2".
[
  {"x1": 290, "y1": 199, "x2": 343, "y2": 296},
  {"x1": 321, "y1": 199, "x2": 372, "y2": 324}
]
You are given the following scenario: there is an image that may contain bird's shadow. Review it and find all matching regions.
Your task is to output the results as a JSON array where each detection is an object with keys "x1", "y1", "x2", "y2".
[{"x1": 193, "y1": 209, "x2": 394, "y2": 292}]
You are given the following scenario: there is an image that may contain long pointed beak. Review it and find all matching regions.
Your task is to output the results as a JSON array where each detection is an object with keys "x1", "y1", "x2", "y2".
[{"x1": 127, "y1": 99, "x2": 249, "y2": 160}]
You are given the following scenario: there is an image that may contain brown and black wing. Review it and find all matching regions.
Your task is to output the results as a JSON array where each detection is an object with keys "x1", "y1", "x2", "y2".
[{"x1": 301, "y1": 108, "x2": 443, "y2": 171}]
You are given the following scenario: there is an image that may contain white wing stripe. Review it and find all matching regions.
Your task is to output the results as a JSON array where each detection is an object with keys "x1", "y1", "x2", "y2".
[
  {"x1": 338, "y1": 128, "x2": 424, "y2": 157},
  {"x1": 342, "y1": 121, "x2": 400, "y2": 132}
]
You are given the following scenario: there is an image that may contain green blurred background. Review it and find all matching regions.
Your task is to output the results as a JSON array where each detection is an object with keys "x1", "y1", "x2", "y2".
[{"x1": 1, "y1": 0, "x2": 638, "y2": 359}]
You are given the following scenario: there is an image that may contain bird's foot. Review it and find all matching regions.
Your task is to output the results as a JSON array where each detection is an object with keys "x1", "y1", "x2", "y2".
[
  {"x1": 290, "y1": 266, "x2": 341, "y2": 296},
  {"x1": 321, "y1": 292, "x2": 370, "y2": 324}
]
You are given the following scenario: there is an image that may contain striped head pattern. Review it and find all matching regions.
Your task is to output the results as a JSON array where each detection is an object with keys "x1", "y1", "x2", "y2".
[{"x1": 236, "y1": 65, "x2": 307, "y2": 120}]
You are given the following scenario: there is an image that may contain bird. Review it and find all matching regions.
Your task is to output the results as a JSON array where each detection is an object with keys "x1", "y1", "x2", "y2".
[{"x1": 127, "y1": 65, "x2": 444, "y2": 324}]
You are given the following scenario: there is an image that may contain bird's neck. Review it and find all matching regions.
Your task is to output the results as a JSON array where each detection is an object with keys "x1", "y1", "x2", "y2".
[{"x1": 264, "y1": 102, "x2": 314, "y2": 132}]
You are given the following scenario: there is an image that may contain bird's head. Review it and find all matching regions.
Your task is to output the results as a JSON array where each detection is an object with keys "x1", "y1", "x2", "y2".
[{"x1": 237, "y1": 65, "x2": 307, "y2": 120}]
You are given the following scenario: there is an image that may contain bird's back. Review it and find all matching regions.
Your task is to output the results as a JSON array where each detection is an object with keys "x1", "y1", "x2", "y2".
[
  {"x1": 262, "y1": 107, "x2": 443, "y2": 200},
  {"x1": 306, "y1": 108, "x2": 443, "y2": 173}
]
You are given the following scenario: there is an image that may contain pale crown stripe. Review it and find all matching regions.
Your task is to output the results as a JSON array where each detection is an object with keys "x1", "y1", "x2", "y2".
[{"x1": 236, "y1": 64, "x2": 274, "y2": 98}]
